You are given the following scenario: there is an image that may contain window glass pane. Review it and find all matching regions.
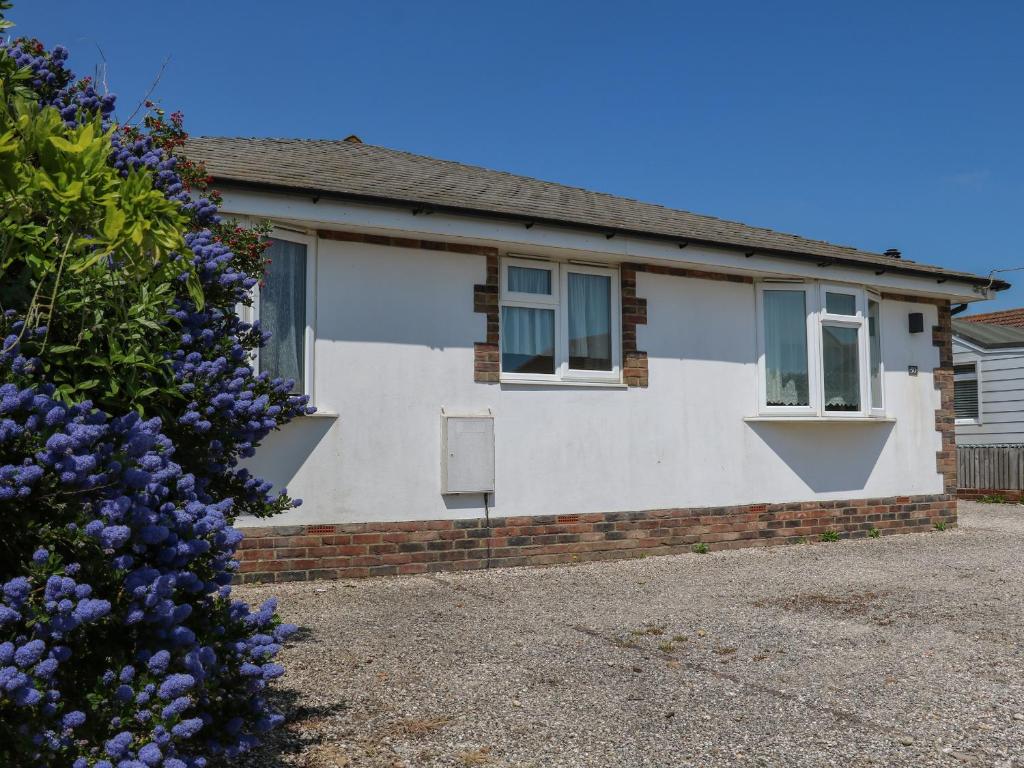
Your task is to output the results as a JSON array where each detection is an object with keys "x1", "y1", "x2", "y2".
[
  {"x1": 567, "y1": 272, "x2": 612, "y2": 371},
  {"x1": 954, "y1": 364, "x2": 979, "y2": 419},
  {"x1": 826, "y1": 292, "x2": 857, "y2": 315},
  {"x1": 507, "y1": 265, "x2": 551, "y2": 295},
  {"x1": 259, "y1": 238, "x2": 306, "y2": 392},
  {"x1": 868, "y1": 299, "x2": 882, "y2": 409},
  {"x1": 823, "y1": 325, "x2": 860, "y2": 411},
  {"x1": 501, "y1": 306, "x2": 555, "y2": 374},
  {"x1": 763, "y1": 290, "x2": 809, "y2": 406}
]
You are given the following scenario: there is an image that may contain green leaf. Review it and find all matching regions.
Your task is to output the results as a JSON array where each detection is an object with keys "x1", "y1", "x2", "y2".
[
  {"x1": 69, "y1": 247, "x2": 112, "y2": 273},
  {"x1": 55, "y1": 179, "x2": 83, "y2": 202},
  {"x1": 102, "y1": 204, "x2": 125, "y2": 240},
  {"x1": 47, "y1": 135, "x2": 81, "y2": 153},
  {"x1": 186, "y1": 271, "x2": 205, "y2": 310},
  {"x1": 48, "y1": 123, "x2": 95, "y2": 154}
]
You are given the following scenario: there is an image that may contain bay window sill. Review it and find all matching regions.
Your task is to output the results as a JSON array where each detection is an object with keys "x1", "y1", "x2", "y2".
[
  {"x1": 500, "y1": 377, "x2": 628, "y2": 389},
  {"x1": 744, "y1": 415, "x2": 895, "y2": 424}
]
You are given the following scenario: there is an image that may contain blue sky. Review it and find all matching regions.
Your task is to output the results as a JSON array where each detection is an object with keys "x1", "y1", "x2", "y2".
[{"x1": 13, "y1": 1, "x2": 1024, "y2": 313}]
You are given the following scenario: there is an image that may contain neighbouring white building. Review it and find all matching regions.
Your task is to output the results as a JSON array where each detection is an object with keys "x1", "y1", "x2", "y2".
[
  {"x1": 184, "y1": 137, "x2": 1007, "y2": 581},
  {"x1": 952, "y1": 316, "x2": 1024, "y2": 497},
  {"x1": 952, "y1": 317, "x2": 1024, "y2": 444}
]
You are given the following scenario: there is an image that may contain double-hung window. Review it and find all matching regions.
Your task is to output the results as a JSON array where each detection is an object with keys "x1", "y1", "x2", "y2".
[
  {"x1": 248, "y1": 232, "x2": 316, "y2": 398},
  {"x1": 499, "y1": 257, "x2": 621, "y2": 383},
  {"x1": 756, "y1": 282, "x2": 884, "y2": 418},
  {"x1": 953, "y1": 363, "x2": 980, "y2": 424}
]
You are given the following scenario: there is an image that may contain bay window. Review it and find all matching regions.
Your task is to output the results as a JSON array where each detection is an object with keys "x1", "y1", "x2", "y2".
[
  {"x1": 499, "y1": 258, "x2": 620, "y2": 383},
  {"x1": 757, "y1": 282, "x2": 884, "y2": 418}
]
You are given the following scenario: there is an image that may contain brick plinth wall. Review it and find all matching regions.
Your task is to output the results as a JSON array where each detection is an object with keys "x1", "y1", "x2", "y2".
[{"x1": 236, "y1": 494, "x2": 955, "y2": 582}]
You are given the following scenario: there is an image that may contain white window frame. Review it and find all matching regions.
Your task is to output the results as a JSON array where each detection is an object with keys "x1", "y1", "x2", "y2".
[
  {"x1": 755, "y1": 281, "x2": 885, "y2": 419},
  {"x1": 499, "y1": 257, "x2": 621, "y2": 384},
  {"x1": 818, "y1": 283, "x2": 868, "y2": 419},
  {"x1": 866, "y1": 291, "x2": 885, "y2": 416},
  {"x1": 755, "y1": 282, "x2": 819, "y2": 416},
  {"x1": 502, "y1": 257, "x2": 559, "y2": 307},
  {"x1": 243, "y1": 228, "x2": 318, "y2": 403},
  {"x1": 953, "y1": 361, "x2": 982, "y2": 425}
]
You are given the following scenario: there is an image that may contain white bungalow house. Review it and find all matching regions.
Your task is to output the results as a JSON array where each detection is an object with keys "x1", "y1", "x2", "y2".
[{"x1": 183, "y1": 137, "x2": 1007, "y2": 581}]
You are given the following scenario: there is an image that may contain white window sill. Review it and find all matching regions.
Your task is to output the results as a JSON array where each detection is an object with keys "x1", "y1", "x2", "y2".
[
  {"x1": 744, "y1": 415, "x2": 895, "y2": 424},
  {"x1": 306, "y1": 410, "x2": 340, "y2": 419},
  {"x1": 955, "y1": 419, "x2": 981, "y2": 426},
  {"x1": 499, "y1": 377, "x2": 628, "y2": 389}
]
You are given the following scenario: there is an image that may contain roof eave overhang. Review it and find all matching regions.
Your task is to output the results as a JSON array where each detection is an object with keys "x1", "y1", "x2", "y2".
[
  {"x1": 208, "y1": 177, "x2": 1010, "y2": 293},
  {"x1": 953, "y1": 333, "x2": 1024, "y2": 351}
]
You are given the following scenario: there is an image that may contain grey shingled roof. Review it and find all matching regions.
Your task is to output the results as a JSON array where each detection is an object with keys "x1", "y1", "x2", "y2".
[
  {"x1": 954, "y1": 319, "x2": 1024, "y2": 349},
  {"x1": 184, "y1": 137, "x2": 1005, "y2": 289}
]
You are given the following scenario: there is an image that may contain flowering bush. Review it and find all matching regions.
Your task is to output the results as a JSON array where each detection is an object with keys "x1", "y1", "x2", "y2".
[{"x1": 0, "y1": 3, "x2": 312, "y2": 765}]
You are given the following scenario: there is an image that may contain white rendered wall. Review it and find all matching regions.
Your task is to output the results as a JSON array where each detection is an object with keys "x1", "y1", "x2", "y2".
[{"x1": 240, "y1": 239, "x2": 944, "y2": 527}]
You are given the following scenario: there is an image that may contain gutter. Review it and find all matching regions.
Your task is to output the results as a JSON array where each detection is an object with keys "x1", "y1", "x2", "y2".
[{"x1": 211, "y1": 178, "x2": 1011, "y2": 293}]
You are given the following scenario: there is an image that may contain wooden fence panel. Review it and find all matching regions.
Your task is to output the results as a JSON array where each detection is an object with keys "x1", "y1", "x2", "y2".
[{"x1": 958, "y1": 445, "x2": 1024, "y2": 490}]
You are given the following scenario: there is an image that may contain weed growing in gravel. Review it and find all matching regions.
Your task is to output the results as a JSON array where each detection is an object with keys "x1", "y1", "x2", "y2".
[
  {"x1": 692, "y1": 542, "x2": 710, "y2": 554},
  {"x1": 457, "y1": 747, "x2": 493, "y2": 765},
  {"x1": 793, "y1": 536, "x2": 808, "y2": 544},
  {"x1": 395, "y1": 717, "x2": 453, "y2": 737},
  {"x1": 933, "y1": 520, "x2": 947, "y2": 531},
  {"x1": 868, "y1": 527, "x2": 881, "y2": 538},
  {"x1": 632, "y1": 624, "x2": 665, "y2": 636},
  {"x1": 658, "y1": 641, "x2": 676, "y2": 653},
  {"x1": 820, "y1": 529, "x2": 840, "y2": 542},
  {"x1": 979, "y1": 494, "x2": 1007, "y2": 504},
  {"x1": 672, "y1": 634, "x2": 688, "y2": 643}
]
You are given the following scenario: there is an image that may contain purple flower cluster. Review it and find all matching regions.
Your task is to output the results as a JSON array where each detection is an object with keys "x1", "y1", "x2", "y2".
[
  {"x1": 170, "y1": 232, "x2": 312, "y2": 515},
  {"x1": 108, "y1": 133, "x2": 220, "y2": 228},
  {"x1": 0, "y1": 330, "x2": 299, "y2": 765},
  {"x1": 1, "y1": 29, "x2": 311, "y2": 768},
  {"x1": 0, "y1": 39, "x2": 115, "y2": 127}
]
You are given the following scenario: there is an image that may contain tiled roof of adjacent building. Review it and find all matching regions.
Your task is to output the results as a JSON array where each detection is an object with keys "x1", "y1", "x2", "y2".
[
  {"x1": 953, "y1": 318, "x2": 1024, "y2": 349},
  {"x1": 959, "y1": 307, "x2": 1024, "y2": 327},
  {"x1": 184, "y1": 137, "x2": 1007, "y2": 290}
]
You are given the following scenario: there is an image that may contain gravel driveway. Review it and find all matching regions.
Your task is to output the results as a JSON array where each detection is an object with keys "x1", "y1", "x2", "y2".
[{"x1": 236, "y1": 502, "x2": 1024, "y2": 768}]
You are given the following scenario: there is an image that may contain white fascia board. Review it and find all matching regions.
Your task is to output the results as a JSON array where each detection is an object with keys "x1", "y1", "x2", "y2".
[
  {"x1": 952, "y1": 334, "x2": 1024, "y2": 356},
  {"x1": 951, "y1": 336, "x2": 990, "y2": 355},
  {"x1": 217, "y1": 186, "x2": 993, "y2": 304}
]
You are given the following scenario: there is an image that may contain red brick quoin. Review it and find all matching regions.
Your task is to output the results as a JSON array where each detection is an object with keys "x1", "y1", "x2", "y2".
[{"x1": 236, "y1": 494, "x2": 956, "y2": 583}]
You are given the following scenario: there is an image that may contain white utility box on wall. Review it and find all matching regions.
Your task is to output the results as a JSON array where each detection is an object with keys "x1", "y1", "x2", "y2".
[{"x1": 441, "y1": 412, "x2": 495, "y2": 494}]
